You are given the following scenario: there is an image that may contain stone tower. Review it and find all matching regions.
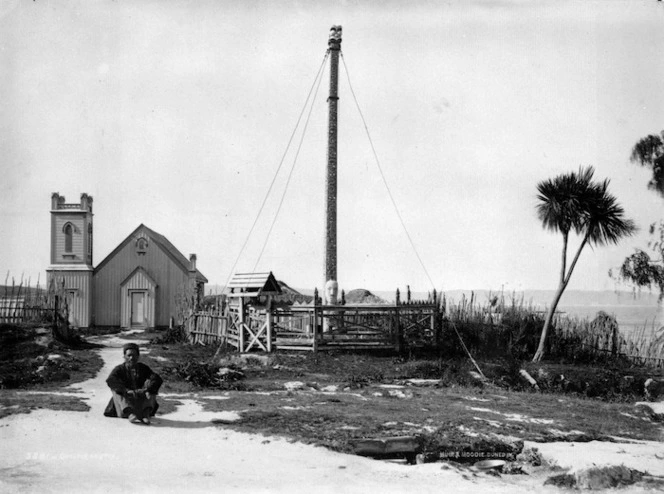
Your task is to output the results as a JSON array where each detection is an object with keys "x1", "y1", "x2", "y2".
[{"x1": 46, "y1": 193, "x2": 94, "y2": 327}]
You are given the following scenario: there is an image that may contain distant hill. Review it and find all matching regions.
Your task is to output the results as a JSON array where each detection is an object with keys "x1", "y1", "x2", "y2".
[
  {"x1": 345, "y1": 289, "x2": 387, "y2": 304},
  {"x1": 275, "y1": 280, "x2": 313, "y2": 304},
  {"x1": 205, "y1": 283, "x2": 661, "y2": 309},
  {"x1": 1, "y1": 285, "x2": 47, "y2": 296},
  {"x1": 363, "y1": 289, "x2": 663, "y2": 308},
  {"x1": 203, "y1": 280, "x2": 313, "y2": 306},
  {"x1": 1, "y1": 284, "x2": 48, "y2": 304},
  {"x1": 441, "y1": 289, "x2": 662, "y2": 309}
]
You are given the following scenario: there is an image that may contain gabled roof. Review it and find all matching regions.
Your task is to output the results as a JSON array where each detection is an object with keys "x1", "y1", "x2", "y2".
[
  {"x1": 227, "y1": 272, "x2": 281, "y2": 295},
  {"x1": 94, "y1": 224, "x2": 208, "y2": 282},
  {"x1": 120, "y1": 266, "x2": 158, "y2": 288}
]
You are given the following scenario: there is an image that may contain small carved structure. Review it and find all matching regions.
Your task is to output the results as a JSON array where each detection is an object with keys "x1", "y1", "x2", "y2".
[{"x1": 226, "y1": 272, "x2": 282, "y2": 352}]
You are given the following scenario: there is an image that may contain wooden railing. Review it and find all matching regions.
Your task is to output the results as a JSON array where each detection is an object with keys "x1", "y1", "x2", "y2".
[
  {"x1": 273, "y1": 302, "x2": 440, "y2": 352},
  {"x1": 0, "y1": 298, "x2": 56, "y2": 325},
  {"x1": 182, "y1": 288, "x2": 442, "y2": 354},
  {"x1": 184, "y1": 311, "x2": 229, "y2": 345}
]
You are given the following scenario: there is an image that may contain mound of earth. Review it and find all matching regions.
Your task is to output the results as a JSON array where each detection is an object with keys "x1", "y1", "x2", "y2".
[
  {"x1": 276, "y1": 280, "x2": 313, "y2": 304},
  {"x1": 345, "y1": 289, "x2": 387, "y2": 305}
]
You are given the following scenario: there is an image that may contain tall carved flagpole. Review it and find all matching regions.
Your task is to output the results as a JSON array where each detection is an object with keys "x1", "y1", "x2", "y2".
[{"x1": 324, "y1": 25, "x2": 342, "y2": 305}]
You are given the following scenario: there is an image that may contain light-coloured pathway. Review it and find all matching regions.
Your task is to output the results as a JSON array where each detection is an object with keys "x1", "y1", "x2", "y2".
[{"x1": 0, "y1": 334, "x2": 661, "y2": 493}]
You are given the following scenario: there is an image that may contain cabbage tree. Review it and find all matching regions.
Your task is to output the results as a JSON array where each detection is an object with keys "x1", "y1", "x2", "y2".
[{"x1": 533, "y1": 167, "x2": 636, "y2": 362}]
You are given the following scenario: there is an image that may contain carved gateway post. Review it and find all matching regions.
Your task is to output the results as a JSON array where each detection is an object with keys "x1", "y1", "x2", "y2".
[{"x1": 324, "y1": 25, "x2": 342, "y2": 305}]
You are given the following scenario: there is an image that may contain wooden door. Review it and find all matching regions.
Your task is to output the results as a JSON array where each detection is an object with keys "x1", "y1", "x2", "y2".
[{"x1": 131, "y1": 292, "x2": 145, "y2": 326}]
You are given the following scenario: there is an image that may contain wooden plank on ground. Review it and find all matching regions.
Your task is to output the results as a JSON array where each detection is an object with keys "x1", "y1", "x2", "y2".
[
  {"x1": 317, "y1": 344, "x2": 393, "y2": 350},
  {"x1": 275, "y1": 345, "x2": 315, "y2": 352},
  {"x1": 276, "y1": 338, "x2": 315, "y2": 345},
  {"x1": 352, "y1": 436, "x2": 421, "y2": 464}
]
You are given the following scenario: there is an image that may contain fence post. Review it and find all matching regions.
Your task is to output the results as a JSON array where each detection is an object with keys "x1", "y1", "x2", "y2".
[
  {"x1": 435, "y1": 310, "x2": 442, "y2": 352},
  {"x1": 313, "y1": 289, "x2": 320, "y2": 353},
  {"x1": 237, "y1": 297, "x2": 244, "y2": 353},
  {"x1": 611, "y1": 324, "x2": 618, "y2": 357},
  {"x1": 431, "y1": 289, "x2": 439, "y2": 348},
  {"x1": 266, "y1": 297, "x2": 273, "y2": 352},
  {"x1": 395, "y1": 289, "x2": 403, "y2": 354},
  {"x1": 53, "y1": 295, "x2": 59, "y2": 336}
]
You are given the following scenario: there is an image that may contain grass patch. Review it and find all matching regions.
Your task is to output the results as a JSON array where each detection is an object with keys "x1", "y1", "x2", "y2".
[
  {"x1": 197, "y1": 384, "x2": 662, "y2": 455},
  {"x1": 0, "y1": 324, "x2": 103, "y2": 390},
  {"x1": 0, "y1": 390, "x2": 90, "y2": 419},
  {"x1": 110, "y1": 336, "x2": 664, "y2": 458},
  {"x1": 140, "y1": 341, "x2": 220, "y2": 394}
]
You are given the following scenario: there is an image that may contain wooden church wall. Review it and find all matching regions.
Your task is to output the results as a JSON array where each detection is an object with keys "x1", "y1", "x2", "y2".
[
  {"x1": 93, "y1": 235, "x2": 191, "y2": 328},
  {"x1": 46, "y1": 270, "x2": 93, "y2": 327}
]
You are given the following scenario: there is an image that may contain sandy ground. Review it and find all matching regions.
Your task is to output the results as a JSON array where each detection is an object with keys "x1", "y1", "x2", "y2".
[{"x1": 1, "y1": 334, "x2": 663, "y2": 493}]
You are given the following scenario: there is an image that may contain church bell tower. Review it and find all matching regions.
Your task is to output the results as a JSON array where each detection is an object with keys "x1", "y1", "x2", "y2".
[{"x1": 46, "y1": 192, "x2": 94, "y2": 328}]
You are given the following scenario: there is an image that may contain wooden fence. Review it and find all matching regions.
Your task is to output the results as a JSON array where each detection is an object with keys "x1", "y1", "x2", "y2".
[
  {"x1": 272, "y1": 302, "x2": 439, "y2": 352},
  {"x1": 0, "y1": 297, "x2": 26, "y2": 324},
  {"x1": 551, "y1": 314, "x2": 664, "y2": 368},
  {"x1": 182, "y1": 287, "x2": 443, "y2": 354},
  {"x1": 0, "y1": 298, "x2": 56, "y2": 325},
  {"x1": 184, "y1": 311, "x2": 229, "y2": 345}
]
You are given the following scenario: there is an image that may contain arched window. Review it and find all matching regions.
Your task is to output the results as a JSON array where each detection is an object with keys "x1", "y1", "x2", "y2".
[
  {"x1": 136, "y1": 237, "x2": 148, "y2": 254},
  {"x1": 64, "y1": 223, "x2": 73, "y2": 253}
]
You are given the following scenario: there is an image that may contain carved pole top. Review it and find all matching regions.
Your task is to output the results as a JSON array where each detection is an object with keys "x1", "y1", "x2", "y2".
[{"x1": 328, "y1": 25, "x2": 342, "y2": 48}]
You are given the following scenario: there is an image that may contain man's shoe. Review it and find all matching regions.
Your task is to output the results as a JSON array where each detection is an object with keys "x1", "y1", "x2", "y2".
[
  {"x1": 141, "y1": 416, "x2": 151, "y2": 425},
  {"x1": 128, "y1": 413, "x2": 139, "y2": 423}
]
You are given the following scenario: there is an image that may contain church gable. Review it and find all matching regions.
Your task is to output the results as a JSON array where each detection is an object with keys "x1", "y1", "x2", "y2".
[
  {"x1": 92, "y1": 224, "x2": 206, "y2": 328},
  {"x1": 94, "y1": 224, "x2": 203, "y2": 279}
]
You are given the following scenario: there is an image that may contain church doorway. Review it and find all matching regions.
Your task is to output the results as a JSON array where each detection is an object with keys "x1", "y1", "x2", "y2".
[{"x1": 130, "y1": 291, "x2": 146, "y2": 327}]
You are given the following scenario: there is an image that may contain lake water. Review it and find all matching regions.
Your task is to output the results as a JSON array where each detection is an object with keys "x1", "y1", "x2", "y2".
[
  {"x1": 438, "y1": 289, "x2": 664, "y2": 339},
  {"x1": 319, "y1": 288, "x2": 664, "y2": 339},
  {"x1": 556, "y1": 303, "x2": 664, "y2": 337}
]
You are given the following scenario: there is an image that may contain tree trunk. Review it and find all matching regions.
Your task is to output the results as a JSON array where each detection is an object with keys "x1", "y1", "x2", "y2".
[
  {"x1": 532, "y1": 283, "x2": 565, "y2": 362},
  {"x1": 533, "y1": 233, "x2": 589, "y2": 363}
]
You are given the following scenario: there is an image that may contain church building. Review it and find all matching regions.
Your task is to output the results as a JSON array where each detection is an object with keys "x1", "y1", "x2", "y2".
[{"x1": 46, "y1": 193, "x2": 207, "y2": 330}]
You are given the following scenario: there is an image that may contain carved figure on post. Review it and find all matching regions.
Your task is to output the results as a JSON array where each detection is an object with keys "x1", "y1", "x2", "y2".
[
  {"x1": 325, "y1": 279, "x2": 339, "y2": 305},
  {"x1": 323, "y1": 280, "x2": 339, "y2": 333}
]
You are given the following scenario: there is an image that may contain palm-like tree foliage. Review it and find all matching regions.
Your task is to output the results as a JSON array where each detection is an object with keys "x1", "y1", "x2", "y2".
[
  {"x1": 584, "y1": 179, "x2": 637, "y2": 246},
  {"x1": 630, "y1": 131, "x2": 664, "y2": 197},
  {"x1": 536, "y1": 167, "x2": 594, "y2": 236},
  {"x1": 533, "y1": 167, "x2": 636, "y2": 362}
]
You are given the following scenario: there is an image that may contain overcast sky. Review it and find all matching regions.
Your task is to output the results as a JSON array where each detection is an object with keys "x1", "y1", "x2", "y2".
[{"x1": 2, "y1": 0, "x2": 664, "y2": 294}]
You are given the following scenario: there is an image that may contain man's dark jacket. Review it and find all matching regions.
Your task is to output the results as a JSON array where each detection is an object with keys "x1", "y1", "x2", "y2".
[{"x1": 103, "y1": 362, "x2": 163, "y2": 417}]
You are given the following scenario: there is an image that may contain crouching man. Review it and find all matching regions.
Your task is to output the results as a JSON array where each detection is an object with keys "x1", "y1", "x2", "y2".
[{"x1": 104, "y1": 343, "x2": 163, "y2": 425}]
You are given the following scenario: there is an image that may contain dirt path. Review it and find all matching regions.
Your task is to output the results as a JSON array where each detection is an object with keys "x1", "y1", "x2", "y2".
[{"x1": 0, "y1": 335, "x2": 661, "y2": 493}]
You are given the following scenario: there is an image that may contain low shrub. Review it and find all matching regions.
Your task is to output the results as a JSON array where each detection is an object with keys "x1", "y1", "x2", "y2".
[
  {"x1": 163, "y1": 359, "x2": 246, "y2": 390},
  {"x1": 344, "y1": 371, "x2": 384, "y2": 389},
  {"x1": 152, "y1": 326, "x2": 188, "y2": 344}
]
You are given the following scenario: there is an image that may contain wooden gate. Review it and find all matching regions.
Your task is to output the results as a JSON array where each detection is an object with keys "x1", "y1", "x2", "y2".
[{"x1": 225, "y1": 297, "x2": 274, "y2": 352}]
